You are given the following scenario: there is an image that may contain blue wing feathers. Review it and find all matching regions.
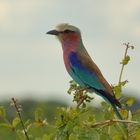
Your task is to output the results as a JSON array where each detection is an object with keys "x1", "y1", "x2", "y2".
[
  {"x1": 69, "y1": 52, "x2": 105, "y2": 90},
  {"x1": 69, "y1": 52, "x2": 121, "y2": 108}
]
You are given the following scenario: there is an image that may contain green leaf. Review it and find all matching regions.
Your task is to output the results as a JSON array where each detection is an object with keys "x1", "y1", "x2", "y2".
[
  {"x1": 35, "y1": 108, "x2": 44, "y2": 121},
  {"x1": 127, "y1": 110, "x2": 132, "y2": 121},
  {"x1": 16, "y1": 130, "x2": 27, "y2": 140},
  {"x1": 69, "y1": 133, "x2": 79, "y2": 140},
  {"x1": 113, "y1": 85, "x2": 122, "y2": 98},
  {"x1": 35, "y1": 137, "x2": 42, "y2": 140},
  {"x1": 135, "y1": 133, "x2": 140, "y2": 140},
  {"x1": 100, "y1": 134, "x2": 110, "y2": 140},
  {"x1": 121, "y1": 55, "x2": 130, "y2": 65},
  {"x1": 120, "y1": 110, "x2": 128, "y2": 119},
  {"x1": 0, "y1": 123, "x2": 12, "y2": 129},
  {"x1": 87, "y1": 115, "x2": 95, "y2": 123},
  {"x1": 81, "y1": 129, "x2": 99, "y2": 140},
  {"x1": 126, "y1": 97, "x2": 135, "y2": 106},
  {"x1": 12, "y1": 117, "x2": 20, "y2": 128},
  {"x1": 0, "y1": 106, "x2": 6, "y2": 117},
  {"x1": 42, "y1": 134, "x2": 51, "y2": 140},
  {"x1": 112, "y1": 134, "x2": 124, "y2": 140},
  {"x1": 120, "y1": 80, "x2": 128, "y2": 86},
  {"x1": 24, "y1": 120, "x2": 30, "y2": 127}
]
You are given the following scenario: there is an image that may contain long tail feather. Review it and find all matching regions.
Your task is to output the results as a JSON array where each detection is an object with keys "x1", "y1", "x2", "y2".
[
  {"x1": 111, "y1": 103, "x2": 127, "y2": 128},
  {"x1": 111, "y1": 103, "x2": 123, "y2": 120}
]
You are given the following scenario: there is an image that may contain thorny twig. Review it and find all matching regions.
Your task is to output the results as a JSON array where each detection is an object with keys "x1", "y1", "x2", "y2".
[{"x1": 11, "y1": 98, "x2": 30, "y2": 140}]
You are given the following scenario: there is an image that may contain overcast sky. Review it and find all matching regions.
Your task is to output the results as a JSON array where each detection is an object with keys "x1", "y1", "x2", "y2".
[{"x1": 0, "y1": 0, "x2": 140, "y2": 102}]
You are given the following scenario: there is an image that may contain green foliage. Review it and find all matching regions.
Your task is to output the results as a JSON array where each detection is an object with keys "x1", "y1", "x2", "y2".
[
  {"x1": 68, "y1": 80, "x2": 94, "y2": 108},
  {"x1": 0, "y1": 43, "x2": 140, "y2": 140},
  {"x1": 0, "y1": 106, "x2": 6, "y2": 117},
  {"x1": 12, "y1": 117, "x2": 20, "y2": 128}
]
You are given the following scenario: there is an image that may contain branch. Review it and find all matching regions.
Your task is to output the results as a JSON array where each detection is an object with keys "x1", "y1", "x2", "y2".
[
  {"x1": 90, "y1": 119, "x2": 138, "y2": 128},
  {"x1": 76, "y1": 95, "x2": 87, "y2": 108},
  {"x1": 118, "y1": 43, "x2": 134, "y2": 84},
  {"x1": 11, "y1": 98, "x2": 30, "y2": 140}
]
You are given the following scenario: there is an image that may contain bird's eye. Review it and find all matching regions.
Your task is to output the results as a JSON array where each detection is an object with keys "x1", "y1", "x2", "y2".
[{"x1": 63, "y1": 30, "x2": 74, "y2": 33}]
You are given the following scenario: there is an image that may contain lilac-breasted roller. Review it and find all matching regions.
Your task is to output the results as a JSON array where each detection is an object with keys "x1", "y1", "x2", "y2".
[{"x1": 47, "y1": 23, "x2": 122, "y2": 119}]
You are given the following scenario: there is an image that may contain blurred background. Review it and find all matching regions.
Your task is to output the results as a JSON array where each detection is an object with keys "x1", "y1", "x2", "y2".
[{"x1": 0, "y1": 0, "x2": 140, "y2": 106}]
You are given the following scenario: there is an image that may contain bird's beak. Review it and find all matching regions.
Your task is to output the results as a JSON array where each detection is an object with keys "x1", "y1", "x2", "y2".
[{"x1": 46, "y1": 30, "x2": 59, "y2": 35}]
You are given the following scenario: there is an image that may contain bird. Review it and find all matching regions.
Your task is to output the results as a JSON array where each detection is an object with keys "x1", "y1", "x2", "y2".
[{"x1": 47, "y1": 23, "x2": 122, "y2": 120}]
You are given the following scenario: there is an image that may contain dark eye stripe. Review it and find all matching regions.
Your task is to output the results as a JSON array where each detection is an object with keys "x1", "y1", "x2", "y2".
[{"x1": 62, "y1": 30, "x2": 75, "y2": 33}]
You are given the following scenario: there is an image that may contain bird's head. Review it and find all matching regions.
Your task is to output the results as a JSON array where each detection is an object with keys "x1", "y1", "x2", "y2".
[{"x1": 47, "y1": 23, "x2": 82, "y2": 47}]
